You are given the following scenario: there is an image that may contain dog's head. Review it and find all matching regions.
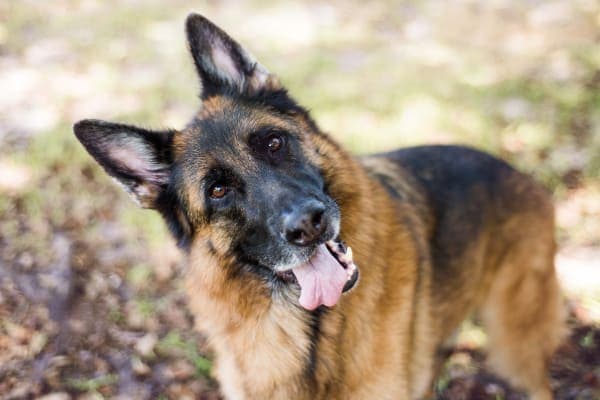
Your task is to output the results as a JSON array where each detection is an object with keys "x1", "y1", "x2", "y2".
[{"x1": 74, "y1": 14, "x2": 358, "y2": 310}]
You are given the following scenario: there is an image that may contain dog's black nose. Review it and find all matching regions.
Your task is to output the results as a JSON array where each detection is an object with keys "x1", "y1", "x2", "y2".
[{"x1": 283, "y1": 202, "x2": 327, "y2": 246}]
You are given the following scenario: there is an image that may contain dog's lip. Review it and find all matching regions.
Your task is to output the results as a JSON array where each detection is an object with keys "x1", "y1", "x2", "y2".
[
  {"x1": 326, "y1": 240, "x2": 359, "y2": 293},
  {"x1": 342, "y1": 266, "x2": 359, "y2": 293},
  {"x1": 276, "y1": 269, "x2": 297, "y2": 283}
]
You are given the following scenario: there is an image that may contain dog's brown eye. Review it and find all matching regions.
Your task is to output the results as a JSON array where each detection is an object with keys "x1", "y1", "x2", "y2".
[
  {"x1": 210, "y1": 184, "x2": 227, "y2": 199},
  {"x1": 267, "y1": 135, "x2": 282, "y2": 152},
  {"x1": 248, "y1": 131, "x2": 286, "y2": 164}
]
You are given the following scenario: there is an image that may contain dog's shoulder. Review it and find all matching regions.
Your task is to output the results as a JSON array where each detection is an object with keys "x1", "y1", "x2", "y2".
[{"x1": 363, "y1": 144, "x2": 548, "y2": 214}]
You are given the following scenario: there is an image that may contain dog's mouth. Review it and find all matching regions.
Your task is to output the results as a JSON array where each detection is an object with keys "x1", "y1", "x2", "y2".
[{"x1": 276, "y1": 239, "x2": 359, "y2": 310}]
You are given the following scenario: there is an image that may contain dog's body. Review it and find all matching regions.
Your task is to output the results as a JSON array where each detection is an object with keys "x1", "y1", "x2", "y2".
[{"x1": 74, "y1": 14, "x2": 565, "y2": 400}]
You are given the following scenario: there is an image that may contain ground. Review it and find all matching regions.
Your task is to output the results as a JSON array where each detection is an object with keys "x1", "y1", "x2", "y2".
[
  {"x1": 1, "y1": 1, "x2": 599, "y2": 399},
  {"x1": 0, "y1": 223, "x2": 599, "y2": 399}
]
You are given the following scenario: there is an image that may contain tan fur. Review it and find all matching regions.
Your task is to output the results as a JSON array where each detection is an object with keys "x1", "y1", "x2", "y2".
[{"x1": 174, "y1": 97, "x2": 565, "y2": 399}]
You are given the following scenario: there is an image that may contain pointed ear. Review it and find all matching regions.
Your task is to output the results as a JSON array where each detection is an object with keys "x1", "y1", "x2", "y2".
[
  {"x1": 73, "y1": 119, "x2": 174, "y2": 208},
  {"x1": 185, "y1": 13, "x2": 281, "y2": 97}
]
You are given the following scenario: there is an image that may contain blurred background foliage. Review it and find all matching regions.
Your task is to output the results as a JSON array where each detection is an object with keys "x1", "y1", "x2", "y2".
[{"x1": 0, "y1": 0, "x2": 599, "y2": 399}]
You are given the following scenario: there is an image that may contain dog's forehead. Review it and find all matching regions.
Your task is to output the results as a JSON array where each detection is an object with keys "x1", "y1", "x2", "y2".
[{"x1": 173, "y1": 96, "x2": 298, "y2": 170}]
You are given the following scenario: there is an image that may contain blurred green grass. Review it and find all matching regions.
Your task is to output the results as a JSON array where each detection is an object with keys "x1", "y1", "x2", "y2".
[
  {"x1": 3, "y1": 0, "x2": 599, "y2": 182},
  {"x1": 158, "y1": 331, "x2": 213, "y2": 377},
  {"x1": 1, "y1": 0, "x2": 599, "y2": 321}
]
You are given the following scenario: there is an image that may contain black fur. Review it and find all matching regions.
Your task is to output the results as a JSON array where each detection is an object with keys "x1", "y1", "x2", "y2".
[
  {"x1": 378, "y1": 145, "x2": 528, "y2": 286},
  {"x1": 305, "y1": 306, "x2": 326, "y2": 385}
]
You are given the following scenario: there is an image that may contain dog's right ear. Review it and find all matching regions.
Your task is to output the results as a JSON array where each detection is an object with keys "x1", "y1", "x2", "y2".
[
  {"x1": 185, "y1": 13, "x2": 281, "y2": 98},
  {"x1": 73, "y1": 119, "x2": 174, "y2": 209}
]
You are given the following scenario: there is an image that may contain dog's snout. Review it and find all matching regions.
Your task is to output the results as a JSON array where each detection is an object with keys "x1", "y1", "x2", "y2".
[{"x1": 283, "y1": 202, "x2": 327, "y2": 246}]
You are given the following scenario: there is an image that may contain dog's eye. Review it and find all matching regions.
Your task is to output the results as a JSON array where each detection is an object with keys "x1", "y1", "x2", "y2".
[
  {"x1": 249, "y1": 131, "x2": 287, "y2": 164},
  {"x1": 209, "y1": 184, "x2": 228, "y2": 199},
  {"x1": 267, "y1": 135, "x2": 282, "y2": 153}
]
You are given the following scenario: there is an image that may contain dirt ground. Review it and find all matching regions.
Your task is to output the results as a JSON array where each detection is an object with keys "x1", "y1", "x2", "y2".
[
  {"x1": 1, "y1": 0, "x2": 599, "y2": 399},
  {"x1": 0, "y1": 203, "x2": 599, "y2": 399}
]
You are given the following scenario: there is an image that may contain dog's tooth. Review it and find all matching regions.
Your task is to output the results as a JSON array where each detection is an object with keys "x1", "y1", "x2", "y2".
[{"x1": 346, "y1": 247, "x2": 353, "y2": 260}]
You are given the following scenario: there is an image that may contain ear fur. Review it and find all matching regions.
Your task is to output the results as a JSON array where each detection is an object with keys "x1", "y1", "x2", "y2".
[
  {"x1": 185, "y1": 13, "x2": 281, "y2": 97},
  {"x1": 73, "y1": 119, "x2": 174, "y2": 208},
  {"x1": 74, "y1": 119, "x2": 192, "y2": 248}
]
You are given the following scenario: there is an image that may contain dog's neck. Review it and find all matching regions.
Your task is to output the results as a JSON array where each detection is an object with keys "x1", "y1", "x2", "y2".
[{"x1": 184, "y1": 240, "x2": 316, "y2": 399}]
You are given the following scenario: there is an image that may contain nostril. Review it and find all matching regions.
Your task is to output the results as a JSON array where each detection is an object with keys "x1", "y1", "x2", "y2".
[
  {"x1": 287, "y1": 228, "x2": 306, "y2": 245},
  {"x1": 311, "y1": 209, "x2": 324, "y2": 231}
]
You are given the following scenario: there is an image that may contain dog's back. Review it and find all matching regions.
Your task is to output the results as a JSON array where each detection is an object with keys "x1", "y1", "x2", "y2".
[{"x1": 364, "y1": 145, "x2": 565, "y2": 399}]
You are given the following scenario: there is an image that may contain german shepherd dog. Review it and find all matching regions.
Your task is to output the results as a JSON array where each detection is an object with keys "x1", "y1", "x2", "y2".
[{"x1": 74, "y1": 14, "x2": 565, "y2": 400}]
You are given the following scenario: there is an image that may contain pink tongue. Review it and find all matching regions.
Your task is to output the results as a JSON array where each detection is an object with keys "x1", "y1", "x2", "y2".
[{"x1": 291, "y1": 244, "x2": 348, "y2": 310}]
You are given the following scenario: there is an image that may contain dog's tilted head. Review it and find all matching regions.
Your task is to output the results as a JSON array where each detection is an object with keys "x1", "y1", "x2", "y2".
[{"x1": 74, "y1": 14, "x2": 358, "y2": 310}]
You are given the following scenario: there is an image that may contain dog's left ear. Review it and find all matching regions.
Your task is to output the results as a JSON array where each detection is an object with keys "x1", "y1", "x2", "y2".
[
  {"x1": 185, "y1": 13, "x2": 281, "y2": 97},
  {"x1": 73, "y1": 119, "x2": 174, "y2": 208}
]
